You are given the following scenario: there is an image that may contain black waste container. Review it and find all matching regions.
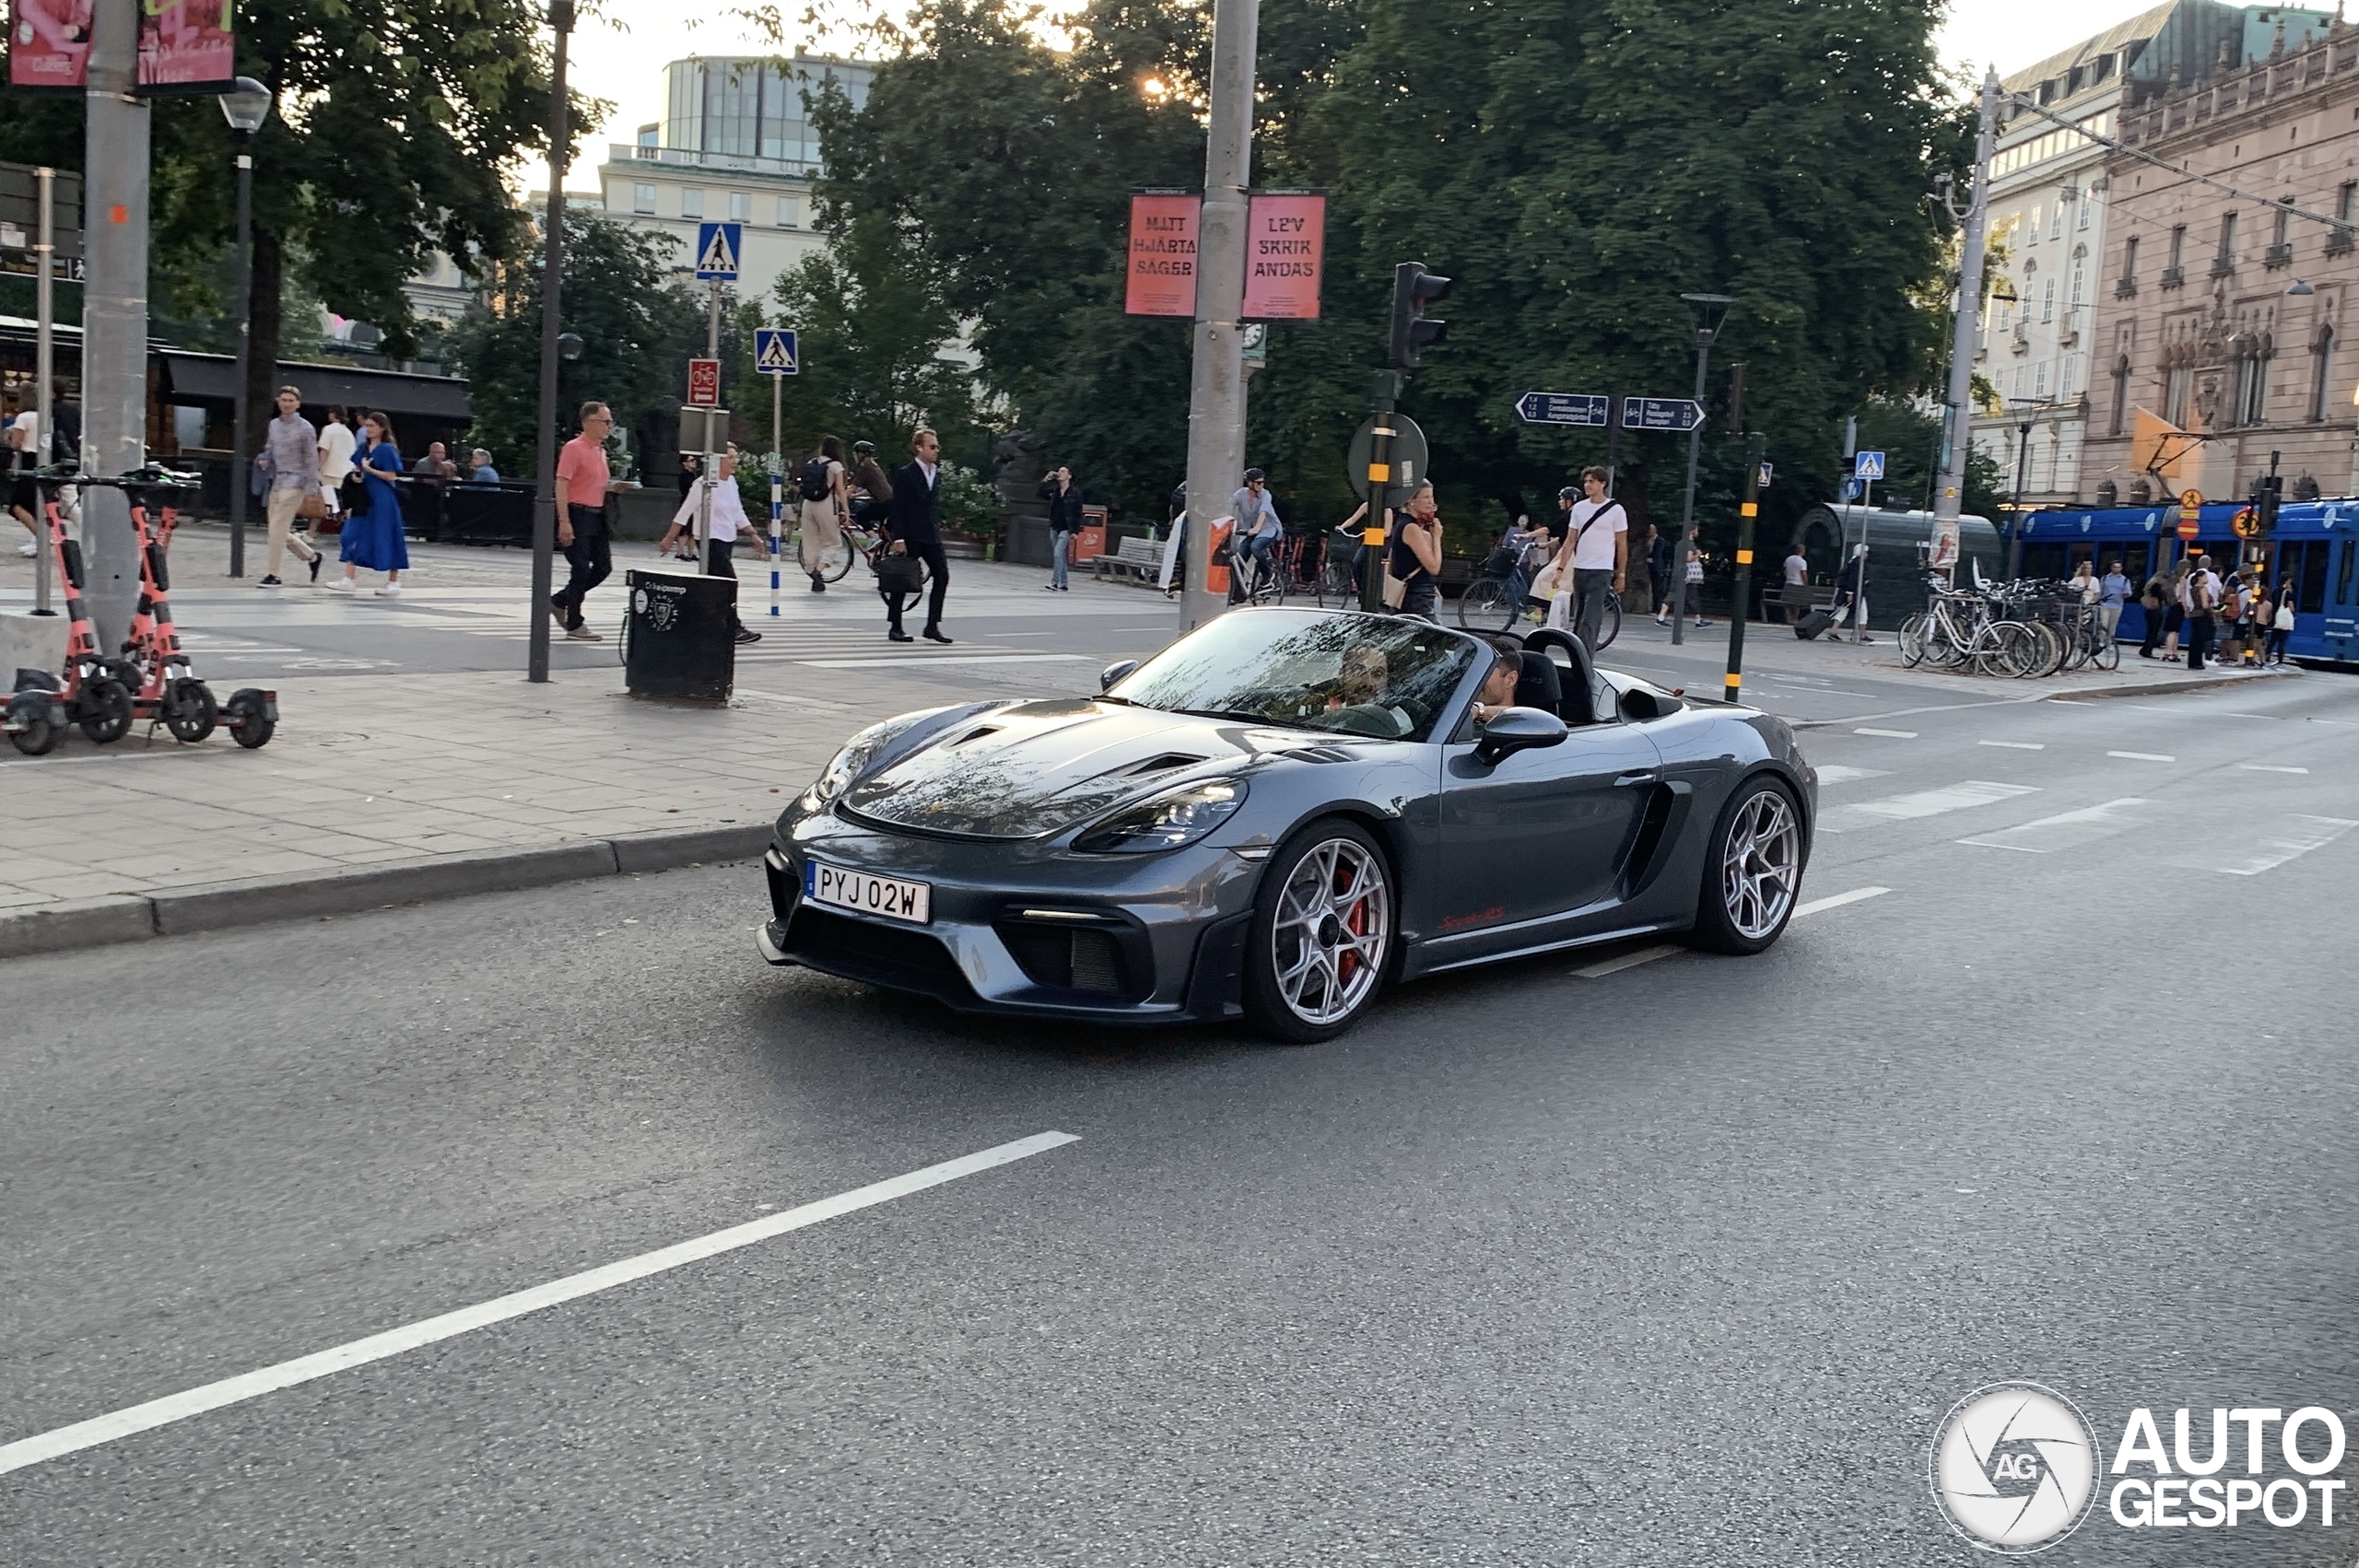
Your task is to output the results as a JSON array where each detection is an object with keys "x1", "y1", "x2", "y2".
[{"x1": 623, "y1": 568, "x2": 735, "y2": 702}]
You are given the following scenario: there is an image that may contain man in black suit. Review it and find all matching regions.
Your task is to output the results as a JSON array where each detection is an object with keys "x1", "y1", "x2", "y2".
[{"x1": 881, "y1": 427, "x2": 952, "y2": 643}]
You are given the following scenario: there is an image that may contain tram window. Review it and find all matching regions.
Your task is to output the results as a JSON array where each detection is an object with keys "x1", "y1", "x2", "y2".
[
  {"x1": 2294, "y1": 540, "x2": 2328, "y2": 614},
  {"x1": 2339, "y1": 542, "x2": 2357, "y2": 606},
  {"x1": 2024, "y1": 544, "x2": 2068, "y2": 579},
  {"x1": 2118, "y1": 542, "x2": 2151, "y2": 583}
]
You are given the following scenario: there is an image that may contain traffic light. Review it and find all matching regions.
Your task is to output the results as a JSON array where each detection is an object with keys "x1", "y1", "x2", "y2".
[
  {"x1": 2255, "y1": 472, "x2": 2283, "y2": 533},
  {"x1": 1389, "y1": 262, "x2": 1450, "y2": 369}
]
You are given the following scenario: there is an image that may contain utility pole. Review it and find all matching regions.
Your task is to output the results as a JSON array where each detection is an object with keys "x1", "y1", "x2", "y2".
[
  {"x1": 1669, "y1": 292, "x2": 1733, "y2": 646},
  {"x1": 1932, "y1": 69, "x2": 2001, "y2": 581},
  {"x1": 225, "y1": 113, "x2": 258, "y2": 578},
  {"x1": 1723, "y1": 432, "x2": 1767, "y2": 703},
  {"x1": 694, "y1": 276, "x2": 721, "y2": 568},
  {"x1": 528, "y1": 0, "x2": 573, "y2": 684},
  {"x1": 80, "y1": 0, "x2": 150, "y2": 649},
  {"x1": 1178, "y1": 0, "x2": 1258, "y2": 634},
  {"x1": 32, "y1": 167, "x2": 56, "y2": 615}
]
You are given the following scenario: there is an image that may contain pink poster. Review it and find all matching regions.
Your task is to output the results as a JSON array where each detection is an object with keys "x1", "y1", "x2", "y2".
[
  {"x1": 8, "y1": 0, "x2": 96, "y2": 91},
  {"x1": 1241, "y1": 193, "x2": 1325, "y2": 320},
  {"x1": 137, "y1": 0, "x2": 235, "y2": 93},
  {"x1": 1125, "y1": 193, "x2": 1200, "y2": 318}
]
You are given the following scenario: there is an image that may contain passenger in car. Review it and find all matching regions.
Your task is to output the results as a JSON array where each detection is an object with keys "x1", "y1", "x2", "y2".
[{"x1": 1320, "y1": 646, "x2": 1415, "y2": 737}]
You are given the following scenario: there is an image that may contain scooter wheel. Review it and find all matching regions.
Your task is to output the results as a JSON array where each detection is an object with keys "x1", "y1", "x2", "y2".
[
  {"x1": 6, "y1": 693, "x2": 56, "y2": 756},
  {"x1": 224, "y1": 688, "x2": 276, "y2": 750},
  {"x1": 77, "y1": 676, "x2": 134, "y2": 744},
  {"x1": 164, "y1": 678, "x2": 218, "y2": 743}
]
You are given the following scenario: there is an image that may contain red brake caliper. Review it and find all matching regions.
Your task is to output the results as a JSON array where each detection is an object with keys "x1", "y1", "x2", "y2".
[{"x1": 1336, "y1": 861, "x2": 1365, "y2": 984}]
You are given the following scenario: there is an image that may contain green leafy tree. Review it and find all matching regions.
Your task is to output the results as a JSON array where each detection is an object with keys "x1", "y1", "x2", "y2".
[{"x1": 444, "y1": 213, "x2": 705, "y2": 475}]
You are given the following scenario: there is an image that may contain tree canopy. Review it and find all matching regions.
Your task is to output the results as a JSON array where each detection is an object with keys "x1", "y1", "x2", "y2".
[{"x1": 811, "y1": 0, "x2": 1995, "y2": 543}]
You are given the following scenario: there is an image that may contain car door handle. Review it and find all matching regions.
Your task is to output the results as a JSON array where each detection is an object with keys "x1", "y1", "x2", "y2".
[{"x1": 1614, "y1": 770, "x2": 1658, "y2": 788}]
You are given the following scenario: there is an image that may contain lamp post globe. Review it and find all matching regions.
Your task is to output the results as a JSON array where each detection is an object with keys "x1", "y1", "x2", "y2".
[{"x1": 217, "y1": 76, "x2": 272, "y2": 135}]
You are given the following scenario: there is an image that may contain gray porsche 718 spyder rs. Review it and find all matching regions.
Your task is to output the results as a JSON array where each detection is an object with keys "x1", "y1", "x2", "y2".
[{"x1": 758, "y1": 607, "x2": 1817, "y2": 1042}]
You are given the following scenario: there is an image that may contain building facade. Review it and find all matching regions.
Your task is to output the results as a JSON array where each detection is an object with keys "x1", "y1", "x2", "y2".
[
  {"x1": 2083, "y1": 15, "x2": 2359, "y2": 507},
  {"x1": 595, "y1": 55, "x2": 873, "y2": 299},
  {"x1": 1972, "y1": 2, "x2": 2333, "y2": 510}
]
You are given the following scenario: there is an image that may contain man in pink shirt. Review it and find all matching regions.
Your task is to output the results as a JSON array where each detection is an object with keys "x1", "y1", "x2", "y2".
[{"x1": 549, "y1": 401, "x2": 616, "y2": 640}]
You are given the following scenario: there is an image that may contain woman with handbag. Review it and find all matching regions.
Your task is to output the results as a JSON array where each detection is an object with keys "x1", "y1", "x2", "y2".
[
  {"x1": 325, "y1": 412, "x2": 409, "y2": 597},
  {"x1": 2265, "y1": 582, "x2": 2297, "y2": 667},
  {"x1": 1385, "y1": 481, "x2": 1444, "y2": 619}
]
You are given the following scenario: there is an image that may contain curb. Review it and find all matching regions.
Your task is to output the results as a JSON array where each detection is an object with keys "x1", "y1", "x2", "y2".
[
  {"x1": 2043, "y1": 668, "x2": 2298, "y2": 702},
  {"x1": 0, "y1": 823, "x2": 775, "y2": 962}
]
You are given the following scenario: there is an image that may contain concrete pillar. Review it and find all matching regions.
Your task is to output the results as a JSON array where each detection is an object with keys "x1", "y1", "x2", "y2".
[{"x1": 80, "y1": 0, "x2": 151, "y2": 647}]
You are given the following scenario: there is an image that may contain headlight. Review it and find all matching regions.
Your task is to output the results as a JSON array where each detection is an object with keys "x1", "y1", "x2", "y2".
[
  {"x1": 1072, "y1": 779, "x2": 1248, "y2": 854},
  {"x1": 801, "y1": 713, "x2": 929, "y2": 809}
]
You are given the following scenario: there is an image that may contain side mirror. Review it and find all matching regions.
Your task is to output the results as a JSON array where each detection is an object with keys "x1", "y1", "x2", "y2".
[
  {"x1": 1472, "y1": 706, "x2": 1567, "y2": 766},
  {"x1": 1099, "y1": 659, "x2": 1139, "y2": 692}
]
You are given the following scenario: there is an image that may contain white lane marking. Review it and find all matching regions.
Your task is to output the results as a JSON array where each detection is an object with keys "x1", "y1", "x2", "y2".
[
  {"x1": 0, "y1": 1131, "x2": 1081, "y2": 1477},
  {"x1": 1793, "y1": 886, "x2": 1891, "y2": 918},
  {"x1": 795, "y1": 654, "x2": 1094, "y2": 668},
  {"x1": 2196, "y1": 815, "x2": 2359, "y2": 877},
  {"x1": 1813, "y1": 766, "x2": 1891, "y2": 786},
  {"x1": 2239, "y1": 764, "x2": 2309, "y2": 774},
  {"x1": 1571, "y1": 942, "x2": 1684, "y2": 978},
  {"x1": 1959, "y1": 798, "x2": 2152, "y2": 854},
  {"x1": 1853, "y1": 728, "x2": 1918, "y2": 738},
  {"x1": 2107, "y1": 751, "x2": 2176, "y2": 762},
  {"x1": 1819, "y1": 780, "x2": 2038, "y2": 834},
  {"x1": 1978, "y1": 740, "x2": 2045, "y2": 750}
]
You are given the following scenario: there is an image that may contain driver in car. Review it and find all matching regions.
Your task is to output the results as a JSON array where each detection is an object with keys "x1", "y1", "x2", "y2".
[
  {"x1": 1471, "y1": 636, "x2": 1523, "y2": 725},
  {"x1": 1320, "y1": 646, "x2": 1415, "y2": 737}
]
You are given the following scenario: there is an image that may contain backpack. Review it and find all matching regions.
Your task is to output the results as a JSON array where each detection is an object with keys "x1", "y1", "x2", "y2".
[{"x1": 799, "y1": 457, "x2": 833, "y2": 502}]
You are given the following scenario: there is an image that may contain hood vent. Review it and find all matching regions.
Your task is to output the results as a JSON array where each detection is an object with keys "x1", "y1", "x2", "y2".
[
  {"x1": 945, "y1": 725, "x2": 1003, "y2": 748},
  {"x1": 1120, "y1": 752, "x2": 1207, "y2": 778}
]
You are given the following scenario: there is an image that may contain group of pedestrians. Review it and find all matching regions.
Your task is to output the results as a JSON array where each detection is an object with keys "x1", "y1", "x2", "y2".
[
  {"x1": 2136, "y1": 552, "x2": 2296, "y2": 671},
  {"x1": 252, "y1": 392, "x2": 409, "y2": 596},
  {"x1": 6, "y1": 380, "x2": 78, "y2": 556}
]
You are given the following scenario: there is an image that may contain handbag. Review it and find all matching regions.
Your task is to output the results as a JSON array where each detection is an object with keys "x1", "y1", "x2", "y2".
[
  {"x1": 875, "y1": 551, "x2": 925, "y2": 596},
  {"x1": 297, "y1": 487, "x2": 327, "y2": 522}
]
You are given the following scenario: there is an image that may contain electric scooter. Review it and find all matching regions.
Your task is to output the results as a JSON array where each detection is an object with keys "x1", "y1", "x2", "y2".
[
  {"x1": 94, "y1": 464, "x2": 278, "y2": 744},
  {"x1": 95, "y1": 465, "x2": 276, "y2": 749},
  {"x1": 5, "y1": 465, "x2": 132, "y2": 756}
]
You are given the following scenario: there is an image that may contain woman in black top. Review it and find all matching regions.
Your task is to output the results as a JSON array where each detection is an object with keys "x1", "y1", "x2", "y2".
[{"x1": 1389, "y1": 481, "x2": 1444, "y2": 619}]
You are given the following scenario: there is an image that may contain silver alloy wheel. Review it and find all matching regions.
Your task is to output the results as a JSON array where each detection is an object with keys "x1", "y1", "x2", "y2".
[
  {"x1": 1720, "y1": 789, "x2": 1800, "y2": 941},
  {"x1": 1271, "y1": 837, "x2": 1391, "y2": 1026}
]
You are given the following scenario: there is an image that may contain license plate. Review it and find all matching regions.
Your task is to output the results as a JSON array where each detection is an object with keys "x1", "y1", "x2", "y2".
[{"x1": 804, "y1": 860, "x2": 932, "y2": 924}]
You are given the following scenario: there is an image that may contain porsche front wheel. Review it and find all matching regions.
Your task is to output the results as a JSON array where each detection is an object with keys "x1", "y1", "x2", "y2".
[
  {"x1": 1686, "y1": 777, "x2": 1803, "y2": 955},
  {"x1": 1243, "y1": 818, "x2": 1394, "y2": 1044}
]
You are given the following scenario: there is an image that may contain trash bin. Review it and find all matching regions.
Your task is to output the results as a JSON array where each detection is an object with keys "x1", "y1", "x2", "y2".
[{"x1": 623, "y1": 567, "x2": 735, "y2": 702}]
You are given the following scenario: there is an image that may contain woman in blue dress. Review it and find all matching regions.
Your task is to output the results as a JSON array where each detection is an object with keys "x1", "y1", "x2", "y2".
[{"x1": 325, "y1": 410, "x2": 409, "y2": 596}]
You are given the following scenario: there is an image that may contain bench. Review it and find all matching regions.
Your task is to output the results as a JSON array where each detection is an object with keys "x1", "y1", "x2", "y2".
[{"x1": 1094, "y1": 534, "x2": 1167, "y2": 584}]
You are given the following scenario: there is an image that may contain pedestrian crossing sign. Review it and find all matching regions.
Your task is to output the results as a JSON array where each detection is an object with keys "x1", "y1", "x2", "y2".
[
  {"x1": 694, "y1": 221, "x2": 743, "y2": 281},
  {"x1": 755, "y1": 327, "x2": 798, "y2": 376}
]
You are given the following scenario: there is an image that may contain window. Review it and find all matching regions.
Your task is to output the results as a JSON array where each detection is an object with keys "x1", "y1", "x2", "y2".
[
  {"x1": 632, "y1": 183, "x2": 656, "y2": 215},
  {"x1": 2218, "y1": 211, "x2": 2237, "y2": 263},
  {"x1": 2050, "y1": 202, "x2": 2068, "y2": 241},
  {"x1": 2121, "y1": 234, "x2": 2140, "y2": 285},
  {"x1": 2313, "y1": 327, "x2": 2336, "y2": 421},
  {"x1": 2078, "y1": 193, "x2": 2093, "y2": 229},
  {"x1": 2340, "y1": 541, "x2": 2357, "y2": 607},
  {"x1": 2069, "y1": 252, "x2": 2085, "y2": 310},
  {"x1": 2236, "y1": 350, "x2": 2270, "y2": 425},
  {"x1": 2109, "y1": 355, "x2": 2130, "y2": 435},
  {"x1": 728, "y1": 191, "x2": 749, "y2": 221},
  {"x1": 2035, "y1": 359, "x2": 2049, "y2": 398},
  {"x1": 680, "y1": 187, "x2": 704, "y2": 218},
  {"x1": 2042, "y1": 277, "x2": 2057, "y2": 322},
  {"x1": 2168, "y1": 224, "x2": 2187, "y2": 270},
  {"x1": 2028, "y1": 205, "x2": 2042, "y2": 246},
  {"x1": 2063, "y1": 352, "x2": 2082, "y2": 395},
  {"x1": 776, "y1": 195, "x2": 800, "y2": 228},
  {"x1": 2274, "y1": 204, "x2": 2293, "y2": 249},
  {"x1": 2165, "y1": 367, "x2": 2193, "y2": 425},
  {"x1": 2292, "y1": 539, "x2": 2329, "y2": 612}
]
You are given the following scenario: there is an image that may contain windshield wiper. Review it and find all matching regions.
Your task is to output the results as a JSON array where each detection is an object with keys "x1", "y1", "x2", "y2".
[{"x1": 1173, "y1": 707, "x2": 1320, "y2": 731}]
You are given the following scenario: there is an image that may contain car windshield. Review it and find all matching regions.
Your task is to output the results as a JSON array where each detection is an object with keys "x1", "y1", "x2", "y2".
[{"x1": 1109, "y1": 610, "x2": 1476, "y2": 742}]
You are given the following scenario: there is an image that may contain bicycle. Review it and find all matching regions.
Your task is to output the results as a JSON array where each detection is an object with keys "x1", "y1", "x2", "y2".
[{"x1": 1227, "y1": 535, "x2": 1288, "y2": 606}]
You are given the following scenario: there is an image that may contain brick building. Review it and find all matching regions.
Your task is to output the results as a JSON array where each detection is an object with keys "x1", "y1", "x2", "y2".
[{"x1": 2083, "y1": 15, "x2": 2359, "y2": 507}]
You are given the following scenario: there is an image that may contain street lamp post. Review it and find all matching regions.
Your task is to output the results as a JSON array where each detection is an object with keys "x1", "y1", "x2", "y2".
[
  {"x1": 218, "y1": 77, "x2": 272, "y2": 581},
  {"x1": 1669, "y1": 292, "x2": 1733, "y2": 647},
  {"x1": 529, "y1": 0, "x2": 574, "y2": 685},
  {"x1": 2008, "y1": 406, "x2": 2036, "y2": 578}
]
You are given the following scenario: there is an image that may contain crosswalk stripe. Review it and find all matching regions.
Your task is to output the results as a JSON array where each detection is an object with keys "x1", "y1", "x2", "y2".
[
  {"x1": 1958, "y1": 798, "x2": 2152, "y2": 855},
  {"x1": 1818, "y1": 780, "x2": 2037, "y2": 835},
  {"x1": 2179, "y1": 815, "x2": 2358, "y2": 877}
]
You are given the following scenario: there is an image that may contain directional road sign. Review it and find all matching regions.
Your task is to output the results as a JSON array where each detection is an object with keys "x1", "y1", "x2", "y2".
[
  {"x1": 687, "y1": 357, "x2": 722, "y2": 406},
  {"x1": 1513, "y1": 392, "x2": 1611, "y2": 427},
  {"x1": 1853, "y1": 450, "x2": 1885, "y2": 480},
  {"x1": 755, "y1": 327, "x2": 798, "y2": 376},
  {"x1": 694, "y1": 221, "x2": 744, "y2": 282},
  {"x1": 1620, "y1": 396, "x2": 1706, "y2": 433}
]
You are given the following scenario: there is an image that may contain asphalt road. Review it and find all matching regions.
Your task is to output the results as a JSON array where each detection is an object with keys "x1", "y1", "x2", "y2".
[{"x1": 2, "y1": 673, "x2": 2353, "y2": 1564}]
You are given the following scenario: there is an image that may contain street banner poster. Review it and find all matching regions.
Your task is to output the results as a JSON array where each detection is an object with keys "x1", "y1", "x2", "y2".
[
  {"x1": 1125, "y1": 193, "x2": 1199, "y2": 317},
  {"x1": 1240, "y1": 193, "x2": 1325, "y2": 320},
  {"x1": 8, "y1": 0, "x2": 96, "y2": 91},
  {"x1": 136, "y1": 0, "x2": 235, "y2": 93}
]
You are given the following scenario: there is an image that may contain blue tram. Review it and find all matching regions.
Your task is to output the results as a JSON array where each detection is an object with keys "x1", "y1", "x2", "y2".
[{"x1": 2013, "y1": 499, "x2": 2359, "y2": 662}]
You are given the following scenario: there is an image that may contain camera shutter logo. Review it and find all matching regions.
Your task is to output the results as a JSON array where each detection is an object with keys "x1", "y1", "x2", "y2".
[{"x1": 1929, "y1": 1382, "x2": 2101, "y2": 1553}]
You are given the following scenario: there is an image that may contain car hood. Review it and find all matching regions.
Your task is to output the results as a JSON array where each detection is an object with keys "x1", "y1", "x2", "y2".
[{"x1": 839, "y1": 698, "x2": 1360, "y2": 839}]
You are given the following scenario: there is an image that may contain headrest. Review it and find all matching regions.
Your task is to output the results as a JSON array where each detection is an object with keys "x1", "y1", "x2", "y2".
[
  {"x1": 1512, "y1": 651, "x2": 1562, "y2": 714},
  {"x1": 1520, "y1": 627, "x2": 1596, "y2": 725}
]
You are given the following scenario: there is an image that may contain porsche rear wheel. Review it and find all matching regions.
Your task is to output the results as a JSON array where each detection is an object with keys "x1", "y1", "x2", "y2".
[
  {"x1": 1686, "y1": 776, "x2": 1803, "y2": 955},
  {"x1": 1244, "y1": 818, "x2": 1394, "y2": 1044}
]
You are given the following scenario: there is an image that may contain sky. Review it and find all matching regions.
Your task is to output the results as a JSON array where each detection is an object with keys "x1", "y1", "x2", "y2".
[{"x1": 548, "y1": 0, "x2": 2158, "y2": 191}]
